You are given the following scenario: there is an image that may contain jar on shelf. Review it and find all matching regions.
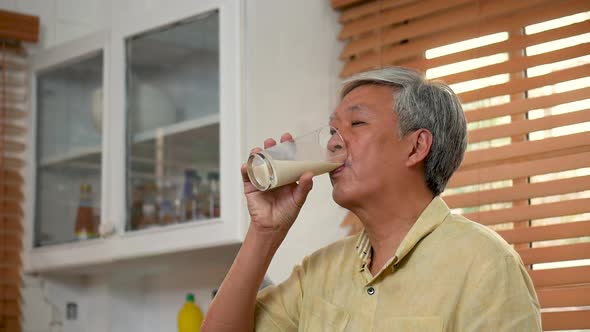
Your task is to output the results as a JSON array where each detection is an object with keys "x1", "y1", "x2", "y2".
[
  {"x1": 74, "y1": 184, "x2": 98, "y2": 240},
  {"x1": 137, "y1": 182, "x2": 158, "y2": 229}
]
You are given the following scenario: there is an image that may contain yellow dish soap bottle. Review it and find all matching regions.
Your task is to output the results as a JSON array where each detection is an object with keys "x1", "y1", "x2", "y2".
[{"x1": 178, "y1": 293, "x2": 203, "y2": 332}]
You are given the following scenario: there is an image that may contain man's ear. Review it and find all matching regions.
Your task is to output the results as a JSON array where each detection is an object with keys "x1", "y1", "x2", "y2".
[{"x1": 406, "y1": 129, "x2": 433, "y2": 167}]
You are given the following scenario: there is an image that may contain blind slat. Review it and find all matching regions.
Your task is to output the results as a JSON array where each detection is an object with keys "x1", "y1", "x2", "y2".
[
  {"x1": 497, "y1": 220, "x2": 590, "y2": 244},
  {"x1": 0, "y1": 268, "x2": 20, "y2": 284},
  {"x1": 465, "y1": 86, "x2": 590, "y2": 123},
  {"x1": 449, "y1": 152, "x2": 590, "y2": 188},
  {"x1": 464, "y1": 197, "x2": 590, "y2": 226},
  {"x1": 0, "y1": 75, "x2": 25, "y2": 88},
  {"x1": 339, "y1": 0, "x2": 417, "y2": 23},
  {"x1": 0, "y1": 233, "x2": 22, "y2": 248},
  {"x1": 0, "y1": 255, "x2": 21, "y2": 266},
  {"x1": 0, "y1": 156, "x2": 25, "y2": 170},
  {"x1": 0, "y1": 105, "x2": 27, "y2": 116},
  {"x1": 469, "y1": 108, "x2": 590, "y2": 144},
  {"x1": 341, "y1": 0, "x2": 590, "y2": 76},
  {"x1": 0, "y1": 186, "x2": 23, "y2": 202},
  {"x1": 331, "y1": 0, "x2": 367, "y2": 10},
  {"x1": 0, "y1": 299, "x2": 20, "y2": 317},
  {"x1": 0, "y1": 202, "x2": 23, "y2": 218},
  {"x1": 458, "y1": 62, "x2": 590, "y2": 103},
  {"x1": 0, "y1": 110, "x2": 27, "y2": 121},
  {"x1": 0, "y1": 140, "x2": 25, "y2": 154},
  {"x1": 518, "y1": 242, "x2": 590, "y2": 265},
  {"x1": 0, "y1": 10, "x2": 39, "y2": 42},
  {"x1": 463, "y1": 132, "x2": 590, "y2": 169},
  {"x1": 436, "y1": 42, "x2": 590, "y2": 85},
  {"x1": 537, "y1": 285, "x2": 590, "y2": 308},
  {"x1": 0, "y1": 93, "x2": 26, "y2": 104},
  {"x1": 339, "y1": 0, "x2": 471, "y2": 39},
  {"x1": 0, "y1": 59, "x2": 26, "y2": 71},
  {"x1": 401, "y1": 20, "x2": 590, "y2": 72},
  {"x1": 0, "y1": 169, "x2": 24, "y2": 185},
  {"x1": 0, "y1": 286, "x2": 20, "y2": 301},
  {"x1": 530, "y1": 265, "x2": 590, "y2": 287},
  {"x1": 0, "y1": 124, "x2": 26, "y2": 137},
  {"x1": 541, "y1": 310, "x2": 590, "y2": 331},
  {"x1": 446, "y1": 175, "x2": 590, "y2": 209},
  {"x1": 0, "y1": 254, "x2": 22, "y2": 269},
  {"x1": 0, "y1": 217, "x2": 23, "y2": 233}
]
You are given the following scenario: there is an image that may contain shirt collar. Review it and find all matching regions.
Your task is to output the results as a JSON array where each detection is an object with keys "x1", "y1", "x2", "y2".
[{"x1": 355, "y1": 196, "x2": 450, "y2": 269}]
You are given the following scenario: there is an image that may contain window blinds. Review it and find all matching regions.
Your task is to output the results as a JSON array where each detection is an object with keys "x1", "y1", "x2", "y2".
[
  {"x1": 0, "y1": 9, "x2": 38, "y2": 332},
  {"x1": 333, "y1": 1, "x2": 590, "y2": 330},
  {"x1": 0, "y1": 41, "x2": 26, "y2": 332}
]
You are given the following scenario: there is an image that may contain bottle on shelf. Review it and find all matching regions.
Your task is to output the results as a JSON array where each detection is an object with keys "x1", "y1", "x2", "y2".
[
  {"x1": 177, "y1": 293, "x2": 203, "y2": 332},
  {"x1": 207, "y1": 172, "x2": 220, "y2": 218},
  {"x1": 138, "y1": 182, "x2": 158, "y2": 229},
  {"x1": 197, "y1": 174, "x2": 210, "y2": 218},
  {"x1": 191, "y1": 172, "x2": 203, "y2": 220},
  {"x1": 130, "y1": 182, "x2": 145, "y2": 230},
  {"x1": 179, "y1": 169, "x2": 196, "y2": 222},
  {"x1": 159, "y1": 180, "x2": 177, "y2": 225},
  {"x1": 74, "y1": 184, "x2": 98, "y2": 240}
]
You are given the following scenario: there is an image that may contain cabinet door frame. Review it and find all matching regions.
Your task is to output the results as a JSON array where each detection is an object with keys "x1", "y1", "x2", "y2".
[
  {"x1": 25, "y1": 30, "x2": 111, "y2": 271},
  {"x1": 107, "y1": 0, "x2": 245, "y2": 259},
  {"x1": 24, "y1": 0, "x2": 245, "y2": 273}
]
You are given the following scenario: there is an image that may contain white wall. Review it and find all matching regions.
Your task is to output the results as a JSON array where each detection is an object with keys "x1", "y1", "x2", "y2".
[
  {"x1": 3, "y1": 0, "x2": 348, "y2": 330},
  {"x1": 244, "y1": 0, "x2": 348, "y2": 283},
  {"x1": 0, "y1": 0, "x2": 109, "y2": 50}
]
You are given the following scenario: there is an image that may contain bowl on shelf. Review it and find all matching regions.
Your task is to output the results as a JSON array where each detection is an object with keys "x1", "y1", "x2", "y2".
[{"x1": 130, "y1": 81, "x2": 176, "y2": 133}]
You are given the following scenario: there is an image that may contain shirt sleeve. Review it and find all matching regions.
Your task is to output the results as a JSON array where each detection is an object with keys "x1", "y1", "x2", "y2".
[
  {"x1": 254, "y1": 257, "x2": 307, "y2": 332},
  {"x1": 455, "y1": 254, "x2": 542, "y2": 332}
]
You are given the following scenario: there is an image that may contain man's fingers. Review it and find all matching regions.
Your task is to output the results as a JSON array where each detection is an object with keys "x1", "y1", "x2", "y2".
[
  {"x1": 264, "y1": 138, "x2": 277, "y2": 149},
  {"x1": 293, "y1": 171, "x2": 314, "y2": 207},
  {"x1": 280, "y1": 133, "x2": 294, "y2": 143},
  {"x1": 241, "y1": 163, "x2": 250, "y2": 182},
  {"x1": 241, "y1": 164, "x2": 259, "y2": 194}
]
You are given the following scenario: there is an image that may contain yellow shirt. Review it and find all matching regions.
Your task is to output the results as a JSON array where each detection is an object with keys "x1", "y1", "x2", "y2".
[{"x1": 255, "y1": 197, "x2": 542, "y2": 331}]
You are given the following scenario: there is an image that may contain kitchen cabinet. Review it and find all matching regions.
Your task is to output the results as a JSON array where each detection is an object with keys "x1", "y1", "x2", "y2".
[{"x1": 24, "y1": 0, "x2": 244, "y2": 273}]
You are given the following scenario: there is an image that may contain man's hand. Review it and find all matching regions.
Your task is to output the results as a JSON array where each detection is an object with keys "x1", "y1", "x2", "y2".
[
  {"x1": 202, "y1": 133, "x2": 315, "y2": 332},
  {"x1": 242, "y1": 133, "x2": 314, "y2": 235}
]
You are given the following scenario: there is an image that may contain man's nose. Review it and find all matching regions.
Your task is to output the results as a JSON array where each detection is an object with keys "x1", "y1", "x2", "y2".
[{"x1": 328, "y1": 133, "x2": 346, "y2": 154}]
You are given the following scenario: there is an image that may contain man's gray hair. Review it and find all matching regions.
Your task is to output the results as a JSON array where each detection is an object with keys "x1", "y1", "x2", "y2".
[{"x1": 341, "y1": 67, "x2": 468, "y2": 196}]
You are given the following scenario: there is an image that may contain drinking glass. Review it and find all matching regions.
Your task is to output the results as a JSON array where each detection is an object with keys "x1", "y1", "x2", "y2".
[{"x1": 246, "y1": 126, "x2": 347, "y2": 191}]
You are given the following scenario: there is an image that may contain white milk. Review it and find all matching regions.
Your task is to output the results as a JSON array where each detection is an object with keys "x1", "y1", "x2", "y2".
[
  {"x1": 252, "y1": 162, "x2": 272, "y2": 189},
  {"x1": 253, "y1": 160, "x2": 341, "y2": 190}
]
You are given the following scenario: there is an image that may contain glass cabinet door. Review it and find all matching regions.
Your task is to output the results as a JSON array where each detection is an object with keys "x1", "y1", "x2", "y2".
[
  {"x1": 35, "y1": 52, "x2": 104, "y2": 246},
  {"x1": 125, "y1": 10, "x2": 220, "y2": 231}
]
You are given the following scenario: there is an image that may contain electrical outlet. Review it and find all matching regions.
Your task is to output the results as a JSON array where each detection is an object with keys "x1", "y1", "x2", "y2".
[{"x1": 66, "y1": 302, "x2": 77, "y2": 320}]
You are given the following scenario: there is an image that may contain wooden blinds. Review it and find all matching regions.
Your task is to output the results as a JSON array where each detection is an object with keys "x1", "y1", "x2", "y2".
[
  {"x1": 0, "y1": 10, "x2": 38, "y2": 332},
  {"x1": 333, "y1": 0, "x2": 590, "y2": 330}
]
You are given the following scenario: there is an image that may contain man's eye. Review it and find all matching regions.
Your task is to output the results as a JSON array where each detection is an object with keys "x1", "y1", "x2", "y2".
[
  {"x1": 352, "y1": 121, "x2": 365, "y2": 126},
  {"x1": 330, "y1": 129, "x2": 337, "y2": 135}
]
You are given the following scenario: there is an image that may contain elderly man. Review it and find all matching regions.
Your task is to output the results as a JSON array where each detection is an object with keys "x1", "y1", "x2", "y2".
[{"x1": 202, "y1": 67, "x2": 542, "y2": 331}]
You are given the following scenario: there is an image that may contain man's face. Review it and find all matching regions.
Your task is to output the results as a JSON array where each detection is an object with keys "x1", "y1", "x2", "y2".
[{"x1": 329, "y1": 84, "x2": 411, "y2": 208}]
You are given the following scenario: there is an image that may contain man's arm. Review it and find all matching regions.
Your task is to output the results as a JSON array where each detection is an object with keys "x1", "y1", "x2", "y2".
[
  {"x1": 201, "y1": 226, "x2": 288, "y2": 331},
  {"x1": 201, "y1": 136, "x2": 314, "y2": 332}
]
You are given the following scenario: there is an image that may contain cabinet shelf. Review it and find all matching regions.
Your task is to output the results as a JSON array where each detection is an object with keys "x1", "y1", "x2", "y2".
[
  {"x1": 39, "y1": 145, "x2": 102, "y2": 168},
  {"x1": 132, "y1": 113, "x2": 219, "y2": 143},
  {"x1": 36, "y1": 114, "x2": 219, "y2": 168}
]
